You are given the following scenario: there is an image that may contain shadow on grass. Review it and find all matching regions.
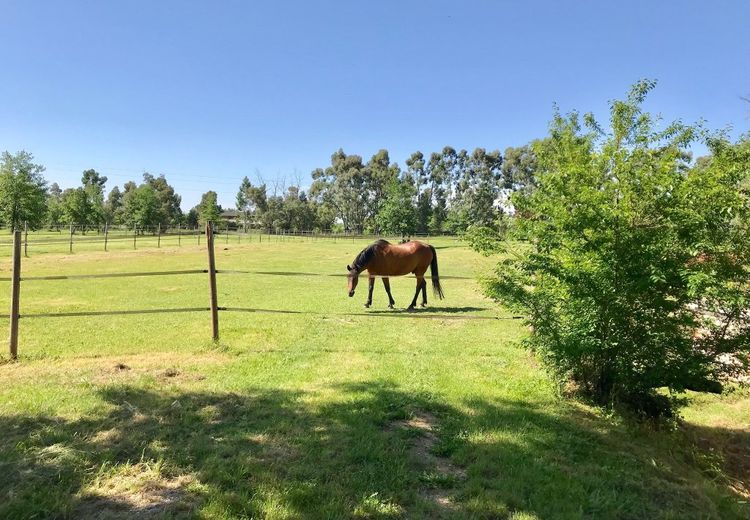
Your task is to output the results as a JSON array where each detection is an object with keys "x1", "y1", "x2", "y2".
[
  {"x1": 0, "y1": 382, "x2": 747, "y2": 519},
  {"x1": 365, "y1": 306, "x2": 488, "y2": 315}
]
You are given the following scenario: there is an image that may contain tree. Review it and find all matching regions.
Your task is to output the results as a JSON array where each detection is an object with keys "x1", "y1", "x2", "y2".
[
  {"x1": 81, "y1": 169, "x2": 107, "y2": 190},
  {"x1": 365, "y1": 149, "x2": 399, "y2": 230},
  {"x1": 105, "y1": 186, "x2": 123, "y2": 224},
  {"x1": 120, "y1": 183, "x2": 159, "y2": 229},
  {"x1": 310, "y1": 149, "x2": 397, "y2": 233},
  {"x1": 46, "y1": 182, "x2": 64, "y2": 229},
  {"x1": 143, "y1": 173, "x2": 182, "y2": 226},
  {"x1": 406, "y1": 151, "x2": 431, "y2": 233},
  {"x1": 502, "y1": 143, "x2": 540, "y2": 195},
  {"x1": 60, "y1": 188, "x2": 93, "y2": 228},
  {"x1": 478, "y1": 81, "x2": 750, "y2": 418},
  {"x1": 185, "y1": 208, "x2": 199, "y2": 228},
  {"x1": 197, "y1": 191, "x2": 222, "y2": 225},
  {"x1": 0, "y1": 151, "x2": 48, "y2": 230},
  {"x1": 426, "y1": 147, "x2": 461, "y2": 233},
  {"x1": 80, "y1": 169, "x2": 107, "y2": 226},
  {"x1": 448, "y1": 148, "x2": 502, "y2": 232},
  {"x1": 236, "y1": 176, "x2": 253, "y2": 230},
  {"x1": 376, "y1": 177, "x2": 417, "y2": 237},
  {"x1": 283, "y1": 186, "x2": 316, "y2": 231}
]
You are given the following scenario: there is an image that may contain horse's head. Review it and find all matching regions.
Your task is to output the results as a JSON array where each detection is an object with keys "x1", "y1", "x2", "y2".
[{"x1": 346, "y1": 264, "x2": 359, "y2": 297}]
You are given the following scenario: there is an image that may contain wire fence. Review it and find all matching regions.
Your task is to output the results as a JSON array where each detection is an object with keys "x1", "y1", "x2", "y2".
[
  {"x1": 0, "y1": 223, "x2": 458, "y2": 257},
  {"x1": 3, "y1": 223, "x2": 519, "y2": 360}
]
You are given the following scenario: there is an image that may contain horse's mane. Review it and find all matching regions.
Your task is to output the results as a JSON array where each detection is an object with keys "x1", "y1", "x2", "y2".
[{"x1": 352, "y1": 239, "x2": 389, "y2": 271}]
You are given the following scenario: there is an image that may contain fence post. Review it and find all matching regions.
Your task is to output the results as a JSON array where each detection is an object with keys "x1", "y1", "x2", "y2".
[
  {"x1": 178, "y1": 224, "x2": 181, "y2": 246},
  {"x1": 23, "y1": 221, "x2": 28, "y2": 258},
  {"x1": 69, "y1": 224, "x2": 74, "y2": 253},
  {"x1": 9, "y1": 230, "x2": 21, "y2": 359},
  {"x1": 104, "y1": 222, "x2": 109, "y2": 252},
  {"x1": 157, "y1": 223, "x2": 161, "y2": 248},
  {"x1": 206, "y1": 222, "x2": 219, "y2": 341},
  {"x1": 197, "y1": 227, "x2": 200, "y2": 246},
  {"x1": 133, "y1": 225, "x2": 137, "y2": 249}
]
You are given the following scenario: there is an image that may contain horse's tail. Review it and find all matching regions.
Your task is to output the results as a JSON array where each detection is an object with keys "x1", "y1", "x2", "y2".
[{"x1": 428, "y1": 245, "x2": 445, "y2": 300}]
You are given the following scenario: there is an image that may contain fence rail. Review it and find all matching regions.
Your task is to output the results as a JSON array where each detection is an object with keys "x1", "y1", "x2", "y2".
[
  {"x1": 4, "y1": 224, "x2": 515, "y2": 360},
  {"x1": 0, "y1": 224, "x2": 458, "y2": 257}
]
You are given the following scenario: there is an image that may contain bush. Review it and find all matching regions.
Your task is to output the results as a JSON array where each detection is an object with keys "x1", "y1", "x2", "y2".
[{"x1": 478, "y1": 81, "x2": 750, "y2": 417}]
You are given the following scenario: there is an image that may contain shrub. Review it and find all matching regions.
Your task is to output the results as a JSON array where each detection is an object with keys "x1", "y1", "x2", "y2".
[{"x1": 479, "y1": 81, "x2": 750, "y2": 417}]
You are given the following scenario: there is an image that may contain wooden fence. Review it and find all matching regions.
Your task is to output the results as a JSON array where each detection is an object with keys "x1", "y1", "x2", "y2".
[
  {"x1": 4, "y1": 225, "x2": 519, "y2": 360},
  {"x1": 6, "y1": 223, "x2": 221, "y2": 360}
]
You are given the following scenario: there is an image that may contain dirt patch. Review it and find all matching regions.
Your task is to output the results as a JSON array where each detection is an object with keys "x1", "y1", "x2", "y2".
[
  {"x1": 162, "y1": 367, "x2": 181, "y2": 378},
  {"x1": 0, "y1": 352, "x2": 226, "y2": 385},
  {"x1": 390, "y1": 411, "x2": 466, "y2": 511},
  {"x1": 76, "y1": 465, "x2": 200, "y2": 519},
  {"x1": 90, "y1": 428, "x2": 121, "y2": 446}
]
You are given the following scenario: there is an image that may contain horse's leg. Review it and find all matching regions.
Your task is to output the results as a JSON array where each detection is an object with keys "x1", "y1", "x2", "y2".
[
  {"x1": 382, "y1": 277, "x2": 395, "y2": 309},
  {"x1": 407, "y1": 276, "x2": 425, "y2": 311},
  {"x1": 421, "y1": 278, "x2": 427, "y2": 307},
  {"x1": 364, "y1": 276, "x2": 375, "y2": 308}
]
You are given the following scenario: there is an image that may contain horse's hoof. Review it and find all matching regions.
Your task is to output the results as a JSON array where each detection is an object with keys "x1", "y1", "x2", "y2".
[
  {"x1": 387, "y1": 304, "x2": 394, "y2": 309},
  {"x1": 406, "y1": 306, "x2": 416, "y2": 312},
  {"x1": 364, "y1": 303, "x2": 371, "y2": 308},
  {"x1": 420, "y1": 303, "x2": 427, "y2": 308}
]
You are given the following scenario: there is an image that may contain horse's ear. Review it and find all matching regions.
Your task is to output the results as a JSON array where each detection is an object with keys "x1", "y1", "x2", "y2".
[{"x1": 346, "y1": 264, "x2": 351, "y2": 271}]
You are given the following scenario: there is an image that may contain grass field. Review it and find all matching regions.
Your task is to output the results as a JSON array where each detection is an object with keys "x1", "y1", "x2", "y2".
[{"x1": 0, "y1": 237, "x2": 747, "y2": 519}]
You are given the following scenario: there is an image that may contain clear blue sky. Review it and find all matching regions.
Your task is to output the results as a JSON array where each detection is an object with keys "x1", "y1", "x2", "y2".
[{"x1": 2, "y1": 1, "x2": 749, "y2": 209}]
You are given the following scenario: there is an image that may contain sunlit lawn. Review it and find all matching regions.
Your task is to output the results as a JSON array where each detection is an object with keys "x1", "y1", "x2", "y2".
[{"x1": 0, "y1": 237, "x2": 747, "y2": 519}]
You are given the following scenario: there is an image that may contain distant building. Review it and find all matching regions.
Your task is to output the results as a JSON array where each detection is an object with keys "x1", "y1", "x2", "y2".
[{"x1": 220, "y1": 210, "x2": 241, "y2": 224}]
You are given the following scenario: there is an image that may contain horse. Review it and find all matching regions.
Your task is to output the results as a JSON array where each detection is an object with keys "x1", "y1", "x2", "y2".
[{"x1": 346, "y1": 239, "x2": 444, "y2": 311}]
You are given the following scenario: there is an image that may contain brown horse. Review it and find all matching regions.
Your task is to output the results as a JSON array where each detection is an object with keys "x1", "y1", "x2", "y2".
[{"x1": 346, "y1": 239, "x2": 444, "y2": 311}]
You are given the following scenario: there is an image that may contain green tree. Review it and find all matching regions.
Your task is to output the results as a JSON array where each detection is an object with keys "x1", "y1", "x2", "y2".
[
  {"x1": 80, "y1": 169, "x2": 107, "y2": 226},
  {"x1": 60, "y1": 188, "x2": 93, "y2": 228},
  {"x1": 502, "y1": 143, "x2": 541, "y2": 195},
  {"x1": 426, "y1": 147, "x2": 461, "y2": 233},
  {"x1": 479, "y1": 81, "x2": 750, "y2": 417},
  {"x1": 185, "y1": 208, "x2": 199, "y2": 228},
  {"x1": 0, "y1": 151, "x2": 48, "y2": 230},
  {"x1": 376, "y1": 177, "x2": 417, "y2": 237},
  {"x1": 121, "y1": 183, "x2": 160, "y2": 229},
  {"x1": 143, "y1": 173, "x2": 182, "y2": 226},
  {"x1": 406, "y1": 151, "x2": 431, "y2": 233},
  {"x1": 105, "y1": 185, "x2": 123, "y2": 224},
  {"x1": 197, "y1": 191, "x2": 222, "y2": 225},
  {"x1": 46, "y1": 182, "x2": 64, "y2": 229},
  {"x1": 283, "y1": 186, "x2": 316, "y2": 231},
  {"x1": 311, "y1": 149, "x2": 396, "y2": 233},
  {"x1": 365, "y1": 149, "x2": 399, "y2": 229},
  {"x1": 236, "y1": 176, "x2": 253, "y2": 230},
  {"x1": 448, "y1": 148, "x2": 502, "y2": 232}
]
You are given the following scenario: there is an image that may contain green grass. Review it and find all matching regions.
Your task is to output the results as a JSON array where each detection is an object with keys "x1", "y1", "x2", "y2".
[{"x1": 0, "y1": 237, "x2": 747, "y2": 519}]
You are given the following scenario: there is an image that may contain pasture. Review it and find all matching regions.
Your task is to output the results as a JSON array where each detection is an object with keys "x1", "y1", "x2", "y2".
[{"x1": 0, "y1": 237, "x2": 747, "y2": 519}]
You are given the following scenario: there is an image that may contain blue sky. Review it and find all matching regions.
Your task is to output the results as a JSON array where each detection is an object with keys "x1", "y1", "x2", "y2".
[{"x1": 2, "y1": 1, "x2": 749, "y2": 209}]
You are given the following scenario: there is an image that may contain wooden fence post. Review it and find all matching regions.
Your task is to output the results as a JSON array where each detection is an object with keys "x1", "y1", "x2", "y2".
[
  {"x1": 104, "y1": 222, "x2": 109, "y2": 252},
  {"x1": 23, "y1": 221, "x2": 28, "y2": 258},
  {"x1": 157, "y1": 223, "x2": 161, "y2": 248},
  {"x1": 9, "y1": 230, "x2": 21, "y2": 359},
  {"x1": 133, "y1": 225, "x2": 137, "y2": 249},
  {"x1": 69, "y1": 224, "x2": 74, "y2": 253},
  {"x1": 206, "y1": 222, "x2": 219, "y2": 341}
]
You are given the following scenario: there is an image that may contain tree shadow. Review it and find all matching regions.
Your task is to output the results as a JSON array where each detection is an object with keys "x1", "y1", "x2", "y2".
[{"x1": 0, "y1": 382, "x2": 746, "y2": 519}]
